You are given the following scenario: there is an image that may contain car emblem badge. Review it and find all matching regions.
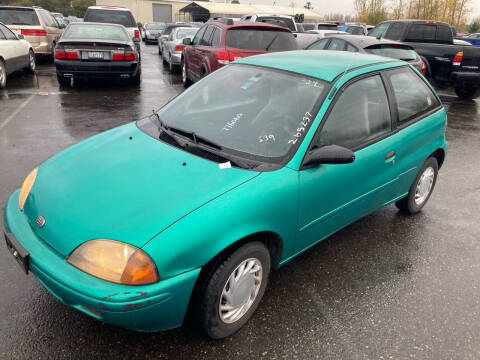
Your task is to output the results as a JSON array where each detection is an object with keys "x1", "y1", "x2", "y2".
[{"x1": 36, "y1": 215, "x2": 46, "y2": 228}]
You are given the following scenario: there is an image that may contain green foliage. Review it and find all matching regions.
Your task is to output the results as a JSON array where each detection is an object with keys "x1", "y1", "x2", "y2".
[
  {"x1": 467, "y1": 19, "x2": 480, "y2": 34},
  {"x1": 4, "y1": 0, "x2": 95, "y2": 17}
]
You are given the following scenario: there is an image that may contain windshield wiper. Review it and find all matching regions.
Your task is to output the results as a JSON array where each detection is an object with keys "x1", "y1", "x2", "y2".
[
  {"x1": 265, "y1": 34, "x2": 280, "y2": 51},
  {"x1": 150, "y1": 111, "x2": 186, "y2": 148}
]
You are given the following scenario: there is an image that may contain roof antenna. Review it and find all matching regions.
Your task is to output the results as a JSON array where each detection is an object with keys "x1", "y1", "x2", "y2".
[{"x1": 328, "y1": 56, "x2": 356, "y2": 100}]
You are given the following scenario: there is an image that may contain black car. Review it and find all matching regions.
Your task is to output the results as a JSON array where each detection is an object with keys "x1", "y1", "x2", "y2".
[
  {"x1": 54, "y1": 22, "x2": 141, "y2": 86},
  {"x1": 306, "y1": 34, "x2": 424, "y2": 74}
]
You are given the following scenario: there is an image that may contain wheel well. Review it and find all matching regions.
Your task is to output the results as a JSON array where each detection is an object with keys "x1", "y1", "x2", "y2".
[
  {"x1": 430, "y1": 148, "x2": 445, "y2": 169},
  {"x1": 201, "y1": 64, "x2": 207, "y2": 75}
]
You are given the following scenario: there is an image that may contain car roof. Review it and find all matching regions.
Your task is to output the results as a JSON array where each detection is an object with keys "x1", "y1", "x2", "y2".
[
  {"x1": 235, "y1": 50, "x2": 403, "y2": 82},
  {"x1": 209, "y1": 20, "x2": 291, "y2": 32},
  {"x1": 87, "y1": 6, "x2": 131, "y2": 12},
  {"x1": 0, "y1": 6, "x2": 39, "y2": 10},
  {"x1": 324, "y1": 34, "x2": 407, "y2": 48}
]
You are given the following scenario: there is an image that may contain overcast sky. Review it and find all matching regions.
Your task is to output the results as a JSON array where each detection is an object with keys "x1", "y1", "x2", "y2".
[{"x1": 247, "y1": 0, "x2": 480, "y2": 21}]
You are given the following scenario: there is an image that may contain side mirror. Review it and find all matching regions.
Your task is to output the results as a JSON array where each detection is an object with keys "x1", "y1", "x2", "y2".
[
  {"x1": 17, "y1": 34, "x2": 24, "y2": 40},
  {"x1": 303, "y1": 145, "x2": 355, "y2": 167},
  {"x1": 59, "y1": 23, "x2": 66, "y2": 29},
  {"x1": 182, "y1": 37, "x2": 192, "y2": 45}
]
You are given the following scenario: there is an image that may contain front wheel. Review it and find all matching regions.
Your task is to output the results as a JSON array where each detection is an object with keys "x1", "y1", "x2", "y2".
[
  {"x1": 182, "y1": 59, "x2": 192, "y2": 88},
  {"x1": 396, "y1": 157, "x2": 438, "y2": 214},
  {"x1": 454, "y1": 85, "x2": 480, "y2": 100},
  {"x1": 196, "y1": 242, "x2": 270, "y2": 339}
]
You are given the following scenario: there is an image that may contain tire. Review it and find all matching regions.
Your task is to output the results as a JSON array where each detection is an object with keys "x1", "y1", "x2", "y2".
[
  {"x1": 158, "y1": 46, "x2": 161, "y2": 55},
  {"x1": 130, "y1": 67, "x2": 141, "y2": 86},
  {"x1": 182, "y1": 58, "x2": 192, "y2": 88},
  {"x1": 50, "y1": 43, "x2": 56, "y2": 62},
  {"x1": 56, "y1": 73, "x2": 70, "y2": 87},
  {"x1": 162, "y1": 50, "x2": 167, "y2": 65},
  {"x1": 395, "y1": 157, "x2": 438, "y2": 214},
  {"x1": 24, "y1": 49, "x2": 36, "y2": 73},
  {"x1": 169, "y1": 55, "x2": 176, "y2": 73},
  {"x1": 0, "y1": 60, "x2": 6, "y2": 89},
  {"x1": 196, "y1": 242, "x2": 271, "y2": 339},
  {"x1": 454, "y1": 85, "x2": 480, "y2": 100}
]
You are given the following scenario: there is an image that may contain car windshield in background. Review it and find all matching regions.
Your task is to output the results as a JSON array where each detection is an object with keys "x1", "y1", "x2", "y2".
[
  {"x1": 0, "y1": 8, "x2": 40, "y2": 25},
  {"x1": 226, "y1": 29, "x2": 297, "y2": 51},
  {"x1": 302, "y1": 24, "x2": 315, "y2": 31},
  {"x1": 84, "y1": 10, "x2": 135, "y2": 27},
  {"x1": 347, "y1": 26, "x2": 364, "y2": 35},
  {"x1": 63, "y1": 24, "x2": 128, "y2": 41},
  {"x1": 145, "y1": 23, "x2": 165, "y2": 30},
  {"x1": 154, "y1": 65, "x2": 326, "y2": 161},
  {"x1": 176, "y1": 28, "x2": 197, "y2": 39},
  {"x1": 365, "y1": 44, "x2": 417, "y2": 61},
  {"x1": 257, "y1": 17, "x2": 296, "y2": 31}
]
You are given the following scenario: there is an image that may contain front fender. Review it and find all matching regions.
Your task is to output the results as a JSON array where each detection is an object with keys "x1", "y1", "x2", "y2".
[{"x1": 143, "y1": 167, "x2": 299, "y2": 280}]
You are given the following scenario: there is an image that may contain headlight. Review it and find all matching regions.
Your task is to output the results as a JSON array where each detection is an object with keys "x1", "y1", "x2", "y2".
[
  {"x1": 67, "y1": 239, "x2": 159, "y2": 285},
  {"x1": 19, "y1": 167, "x2": 38, "y2": 211}
]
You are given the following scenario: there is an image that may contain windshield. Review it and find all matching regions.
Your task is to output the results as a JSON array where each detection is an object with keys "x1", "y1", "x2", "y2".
[
  {"x1": 84, "y1": 9, "x2": 136, "y2": 27},
  {"x1": 152, "y1": 65, "x2": 326, "y2": 162},
  {"x1": 365, "y1": 44, "x2": 417, "y2": 61},
  {"x1": 0, "y1": 8, "x2": 40, "y2": 25},
  {"x1": 226, "y1": 29, "x2": 297, "y2": 51},
  {"x1": 63, "y1": 24, "x2": 128, "y2": 41},
  {"x1": 257, "y1": 16, "x2": 296, "y2": 32},
  {"x1": 145, "y1": 23, "x2": 165, "y2": 30},
  {"x1": 176, "y1": 28, "x2": 197, "y2": 39}
]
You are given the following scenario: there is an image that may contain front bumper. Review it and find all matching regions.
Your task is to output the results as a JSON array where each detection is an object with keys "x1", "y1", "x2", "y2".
[
  {"x1": 55, "y1": 59, "x2": 139, "y2": 79},
  {"x1": 3, "y1": 190, "x2": 200, "y2": 332}
]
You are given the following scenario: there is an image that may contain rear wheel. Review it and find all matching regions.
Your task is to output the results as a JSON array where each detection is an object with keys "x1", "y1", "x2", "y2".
[
  {"x1": 169, "y1": 55, "x2": 176, "y2": 73},
  {"x1": 182, "y1": 58, "x2": 191, "y2": 88},
  {"x1": 454, "y1": 85, "x2": 480, "y2": 100},
  {"x1": 130, "y1": 67, "x2": 141, "y2": 86},
  {"x1": 0, "y1": 60, "x2": 6, "y2": 88},
  {"x1": 395, "y1": 157, "x2": 438, "y2": 214},
  {"x1": 196, "y1": 242, "x2": 270, "y2": 339},
  {"x1": 25, "y1": 49, "x2": 36, "y2": 73}
]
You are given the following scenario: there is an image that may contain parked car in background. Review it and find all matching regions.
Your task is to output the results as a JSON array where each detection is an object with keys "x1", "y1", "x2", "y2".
[
  {"x1": 157, "y1": 23, "x2": 192, "y2": 55},
  {"x1": 458, "y1": 33, "x2": 480, "y2": 46},
  {"x1": 0, "y1": 21, "x2": 35, "y2": 88},
  {"x1": 302, "y1": 22, "x2": 340, "y2": 31},
  {"x1": 297, "y1": 29, "x2": 347, "y2": 49},
  {"x1": 162, "y1": 27, "x2": 197, "y2": 73},
  {"x1": 0, "y1": 6, "x2": 63, "y2": 60},
  {"x1": 143, "y1": 22, "x2": 165, "y2": 44},
  {"x1": 181, "y1": 18, "x2": 297, "y2": 87},
  {"x1": 4, "y1": 50, "x2": 447, "y2": 339},
  {"x1": 240, "y1": 14, "x2": 297, "y2": 31},
  {"x1": 83, "y1": 6, "x2": 141, "y2": 51},
  {"x1": 369, "y1": 19, "x2": 480, "y2": 99},
  {"x1": 454, "y1": 39, "x2": 473, "y2": 46},
  {"x1": 307, "y1": 35, "x2": 425, "y2": 74},
  {"x1": 54, "y1": 22, "x2": 141, "y2": 86},
  {"x1": 338, "y1": 23, "x2": 368, "y2": 35},
  {"x1": 65, "y1": 16, "x2": 81, "y2": 23},
  {"x1": 51, "y1": 12, "x2": 67, "y2": 28}
]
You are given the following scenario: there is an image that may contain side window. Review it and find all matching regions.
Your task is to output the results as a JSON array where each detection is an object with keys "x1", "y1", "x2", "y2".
[
  {"x1": 405, "y1": 24, "x2": 436, "y2": 41},
  {"x1": 200, "y1": 25, "x2": 214, "y2": 46},
  {"x1": 39, "y1": 10, "x2": 56, "y2": 27},
  {"x1": 346, "y1": 44, "x2": 358, "y2": 52},
  {"x1": 385, "y1": 22, "x2": 404, "y2": 40},
  {"x1": 327, "y1": 39, "x2": 346, "y2": 51},
  {"x1": 436, "y1": 25, "x2": 452, "y2": 42},
  {"x1": 387, "y1": 68, "x2": 440, "y2": 123},
  {"x1": 308, "y1": 38, "x2": 329, "y2": 50},
  {"x1": 369, "y1": 22, "x2": 390, "y2": 38},
  {"x1": 192, "y1": 25, "x2": 206, "y2": 45},
  {"x1": 317, "y1": 75, "x2": 391, "y2": 150},
  {"x1": 0, "y1": 24, "x2": 16, "y2": 40},
  {"x1": 211, "y1": 27, "x2": 221, "y2": 46}
]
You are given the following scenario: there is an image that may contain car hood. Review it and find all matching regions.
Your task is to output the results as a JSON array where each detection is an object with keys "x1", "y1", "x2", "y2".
[{"x1": 23, "y1": 122, "x2": 259, "y2": 257}]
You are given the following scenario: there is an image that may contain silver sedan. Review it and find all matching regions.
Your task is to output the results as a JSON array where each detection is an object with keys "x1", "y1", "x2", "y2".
[{"x1": 162, "y1": 27, "x2": 198, "y2": 73}]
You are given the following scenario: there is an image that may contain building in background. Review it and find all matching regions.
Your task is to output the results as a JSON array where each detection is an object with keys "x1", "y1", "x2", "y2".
[{"x1": 95, "y1": 0, "x2": 323, "y2": 24}]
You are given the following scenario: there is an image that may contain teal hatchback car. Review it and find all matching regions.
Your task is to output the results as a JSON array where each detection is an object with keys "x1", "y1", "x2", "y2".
[{"x1": 4, "y1": 51, "x2": 447, "y2": 339}]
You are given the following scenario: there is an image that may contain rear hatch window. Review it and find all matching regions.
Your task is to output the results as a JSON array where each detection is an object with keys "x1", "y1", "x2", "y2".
[
  {"x1": 226, "y1": 28, "x2": 297, "y2": 51},
  {"x1": 84, "y1": 9, "x2": 135, "y2": 27},
  {"x1": 256, "y1": 16, "x2": 296, "y2": 32},
  {"x1": 0, "y1": 8, "x2": 40, "y2": 25},
  {"x1": 365, "y1": 44, "x2": 418, "y2": 61}
]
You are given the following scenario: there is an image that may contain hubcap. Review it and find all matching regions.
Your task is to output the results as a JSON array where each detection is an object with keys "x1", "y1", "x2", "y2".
[
  {"x1": 182, "y1": 63, "x2": 187, "y2": 83},
  {"x1": 415, "y1": 166, "x2": 434, "y2": 205},
  {"x1": 219, "y1": 258, "x2": 262, "y2": 324},
  {"x1": 0, "y1": 64, "x2": 5, "y2": 86},
  {"x1": 30, "y1": 52, "x2": 35, "y2": 70}
]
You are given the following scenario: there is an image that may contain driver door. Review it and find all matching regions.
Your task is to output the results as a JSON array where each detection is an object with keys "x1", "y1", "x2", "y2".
[{"x1": 295, "y1": 74, "x2": 399, "y2": 252}]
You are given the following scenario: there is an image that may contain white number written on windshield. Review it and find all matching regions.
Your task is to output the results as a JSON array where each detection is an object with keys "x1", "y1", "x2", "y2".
[{"x1": 288, "y1": 112, "x2": 313, "y2": 145}]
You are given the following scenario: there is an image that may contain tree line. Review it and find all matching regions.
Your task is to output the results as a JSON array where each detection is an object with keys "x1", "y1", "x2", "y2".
[{"x1": 354, "y1": 0, "x2": 474, "y2": 31}]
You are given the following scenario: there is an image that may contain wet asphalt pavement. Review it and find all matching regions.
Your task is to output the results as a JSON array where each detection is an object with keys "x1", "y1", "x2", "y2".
[{"x1": 1, "y1": 43, "x2": 479, "y2": 359}]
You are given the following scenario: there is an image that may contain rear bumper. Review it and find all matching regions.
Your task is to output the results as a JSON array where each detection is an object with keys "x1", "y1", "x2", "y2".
[
  {"x1": 55, "y1": 59, "x2": 139, "y2": 79},
  {"x1": 450, "y1": 71, "x2": 480, "y2": 86},
  {"x1": 170, "y1": 53, "x2": 182, "y2": 65},
  {"x1": 3, "y1": 190, "x2": 200, "y2": 332}
]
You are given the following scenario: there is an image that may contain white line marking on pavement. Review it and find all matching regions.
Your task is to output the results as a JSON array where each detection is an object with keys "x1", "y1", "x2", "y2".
[{"x1": 0, "y1": 94, "x2": 35, "y2": 132}]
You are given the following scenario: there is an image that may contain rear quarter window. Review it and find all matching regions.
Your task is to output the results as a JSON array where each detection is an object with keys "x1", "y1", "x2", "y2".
[
  {"x1": 0, "y1": 8, "x2": 40, "y2": 25},
  {"x1": 226, "y1": 28, "x2": 297, "y2": 51},
  {"x1": 405, "y1": 23, "x2": 451, "y2": 43}
]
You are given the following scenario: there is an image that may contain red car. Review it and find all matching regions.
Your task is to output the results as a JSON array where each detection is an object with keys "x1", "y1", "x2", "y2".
[{"x1": 181, "y1": 18, "x2": 297, "y2": 87}]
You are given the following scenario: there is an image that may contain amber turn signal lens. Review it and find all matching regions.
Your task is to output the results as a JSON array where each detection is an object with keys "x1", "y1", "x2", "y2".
[
  {"x1": 18, "y1": 167, "x2": 38, "y2": 211},
  {"x1": 121, "y1": 250, "x2": 159, "y2": 285}
]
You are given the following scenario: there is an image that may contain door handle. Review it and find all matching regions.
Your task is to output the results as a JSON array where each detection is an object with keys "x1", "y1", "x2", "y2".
[{"x1": 385, "y1": 150, "x2": 396, "y2": 160}]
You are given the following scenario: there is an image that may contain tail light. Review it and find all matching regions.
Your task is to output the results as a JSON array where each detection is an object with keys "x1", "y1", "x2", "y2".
[
  {"x1": 54, "y1": 49, "x2": 79, "y2": 60},
  {"x1": 421, "y1": 59, "x2": 426, "y2": 74},
  {"x1": 452, "y1": 51, "x2": 463, "y2": 66},
  {"x1": 425, "y1": 20, "x2": 436, "y2": 24},
  {"x1": 134, "y1": 29, "x2": 140, "y2": 38},
  {"x1": 21, "y1": 29, "x2": 47, "y2": 36},
  {"x1": 215, "y1": 50, "x2": 243, "y2": 65},
  {"x1": 174, "y1": 44, "x2": 185, "y2": 52},
  {"x1": 113, "y1": 49, "x2": 136, "y2": 61}
]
